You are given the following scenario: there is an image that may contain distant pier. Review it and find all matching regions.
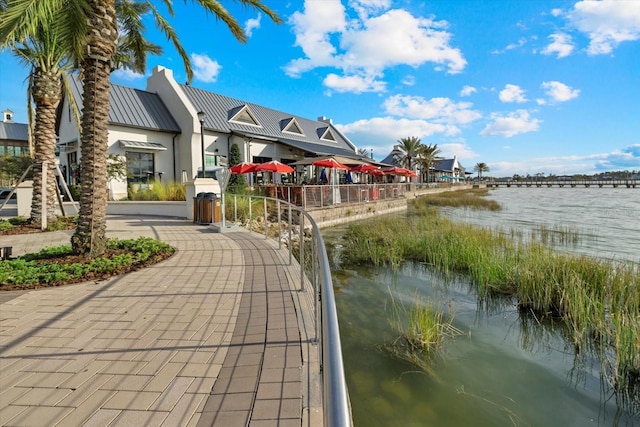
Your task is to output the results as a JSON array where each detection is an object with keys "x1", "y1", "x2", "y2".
[{"x1": 485, "y1": 179, "x2": 638, "y2": 188}]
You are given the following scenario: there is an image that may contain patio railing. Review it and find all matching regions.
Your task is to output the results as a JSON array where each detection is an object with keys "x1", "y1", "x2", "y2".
[
  {"x1": 228, "y1": 194, "x2": 353, "y2": 427},
  {"x1": 259, "y1": 181, "x2": 467, "y2": 209}
]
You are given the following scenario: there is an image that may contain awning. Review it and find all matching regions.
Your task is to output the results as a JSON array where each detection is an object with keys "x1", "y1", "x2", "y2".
[{"x1": 119, "y1": 140, "x2": 167, "y2": 151}]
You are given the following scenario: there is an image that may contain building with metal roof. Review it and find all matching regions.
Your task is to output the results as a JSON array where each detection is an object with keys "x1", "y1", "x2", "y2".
[
  {"x1": 381, "y1": 144, "x2": 468, "y2": 182},
  {"x1": 57, "y1": 66, "x2": 363, "y2": 200},
  {"x1": 0, "y1": 109, "x2": 29, "y2": 157}
]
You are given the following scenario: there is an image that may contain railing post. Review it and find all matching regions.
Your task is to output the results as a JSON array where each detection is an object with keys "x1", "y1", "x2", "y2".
[
  {"x1": 264, "y1": 198, "x2": 268, "y2": 239},
  {"x1": 233, "y1": 195, "x2": 238, "y2": 223},
  {"x1": 299, "y1": 214, "x2": 305, "y2": 292},
  {"x1": 288, "y1": 204, "x2": 293, "y2": 265},
  {"x1": 277, "y1": 199, "x2": 282, "y2": 250},
  {"x1": 249, "y1": 196, "x2": 253, "y2": 231}
]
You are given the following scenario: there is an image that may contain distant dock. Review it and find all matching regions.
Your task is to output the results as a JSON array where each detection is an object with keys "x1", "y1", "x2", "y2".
[{"x1": 485, "y1": 179, "x2": 638, "y2": 188}]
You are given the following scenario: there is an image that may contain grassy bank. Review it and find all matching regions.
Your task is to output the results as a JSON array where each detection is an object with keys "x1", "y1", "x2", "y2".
[{"x1": 340, "y1": 199, "x2": 640, "y2": 387}]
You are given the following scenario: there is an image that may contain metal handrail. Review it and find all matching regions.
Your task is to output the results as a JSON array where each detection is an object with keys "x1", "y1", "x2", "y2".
[{"x1": 230, "y1": 194, "x2": 353, "y2": 427}]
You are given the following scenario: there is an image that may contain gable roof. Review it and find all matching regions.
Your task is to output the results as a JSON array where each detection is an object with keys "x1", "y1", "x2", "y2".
[
  {"x1": 0, "y1": 121, "x2": 28, "y2": 142},
  {"x1": 180, "y1": 84, "x2": 357, "y2": 157},
  {"x1": 67, "y1": 74, "x2": 181, "y2": 133},
  {"x1": 434, "y1": 158, "x2": 465, "y2": 172}
]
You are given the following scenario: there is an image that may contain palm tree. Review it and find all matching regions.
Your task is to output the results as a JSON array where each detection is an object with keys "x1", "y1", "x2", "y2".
[
  {"x1": 1, "y1": 8, "x2": 75, "y2": 227},
  {"x1": 2, "y1": 0, "x2": 281, "y2": 256},
  {"x1": 474, "y1": 162, "x2": 490, "y2": 181},
  {"x1": 0, "y1": 1, "x2": 162, "y2": 230},
  {"x1": 396, "y1": 136, "x2": 422, "y2": 169},
  {"x1": 416, "y1": 144, "x2": 441, "y2": 183},
  {"x1": 357, "y1": 147, "x2": 371, "y2": 159}
]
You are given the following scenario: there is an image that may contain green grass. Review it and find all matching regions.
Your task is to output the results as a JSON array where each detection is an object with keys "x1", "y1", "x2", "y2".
[
  {"x1": 414, "y1": 188, "x2": 502, "y2": 211},
  {"x1": 385, "y1": 292, "x2": 464, "y2": 373},
  {"x1": 340, "y1": 208, "x2": 640, "y2": 388}
]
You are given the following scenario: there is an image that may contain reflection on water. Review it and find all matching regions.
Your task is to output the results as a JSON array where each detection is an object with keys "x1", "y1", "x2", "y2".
[
  {"x1": 324, "y1": 186, "x2": 640, "y2": 426},
  {"x1": 333, "y1": 262, "x2": 638, "y2": 426}
]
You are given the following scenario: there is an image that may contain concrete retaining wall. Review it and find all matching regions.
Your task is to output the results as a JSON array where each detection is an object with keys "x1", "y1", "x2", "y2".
[
  {"x1": 309, "y1": 184, "x2": 472, "y2": 228},
  {"x1": 107, "y1": 201, "x2": 187, "y2": 218}
]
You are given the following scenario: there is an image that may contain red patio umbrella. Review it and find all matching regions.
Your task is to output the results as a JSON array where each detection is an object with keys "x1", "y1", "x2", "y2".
[
  {"x1": 254, "y1": 160, "x2": 295, "y2": 174},
  {"x1": 229, "y1": 162, "x2": 257, "y2": 174},
  {"x1": 382, "y1": 166, "x2": 414, "y2": 176},
  {"x1": 349, "y1": 163, "x2": 379, "y2": 173},
  {"x1": 368, "y1": 168, "x2": 385, "y2": 176},
  {"x1": 311, "y1": 157, "x2": 349, "y2": 170}
]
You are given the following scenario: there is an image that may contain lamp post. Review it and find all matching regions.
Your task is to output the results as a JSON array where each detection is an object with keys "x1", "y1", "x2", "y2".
[
  {"x1": 370, "y1": 148, "x2": 373, "y2": 160},
  {"x1": 197, "y1": 111, "x2": 206, "y2": 178}
]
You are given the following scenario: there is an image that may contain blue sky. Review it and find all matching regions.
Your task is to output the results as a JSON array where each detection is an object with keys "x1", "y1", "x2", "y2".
[{"x1": 1, "y1": 0, "x2": 639, "y2": 177}]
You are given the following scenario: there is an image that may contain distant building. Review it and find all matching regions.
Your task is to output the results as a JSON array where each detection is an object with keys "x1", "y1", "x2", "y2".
[
  {"x1": 380, "y1": 144, "x2": 468, "y2": 182},
  {"x1": 0, "y1": 109, "x2": 29, "y2": 156}
]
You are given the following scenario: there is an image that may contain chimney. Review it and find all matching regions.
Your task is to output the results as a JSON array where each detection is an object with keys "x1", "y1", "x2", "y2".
[
  {"x1": 318, "y1": 116, "x2": 333, "y2": 124},
  {"x1": 2, "y1": 109, "x2": 14, "y2": 123}
]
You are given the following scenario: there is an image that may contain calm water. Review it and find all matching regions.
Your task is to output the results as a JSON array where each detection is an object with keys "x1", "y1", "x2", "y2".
[
  {"x1": 326, "y1": 188, "x2": 640, "y2": 427},
  {"x1": 440, "y1": 187, "x2": 640, "y2": 262}
]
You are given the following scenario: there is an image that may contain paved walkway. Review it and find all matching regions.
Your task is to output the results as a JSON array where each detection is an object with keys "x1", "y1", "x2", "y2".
[{"x1": 0, "y1": 216, "x2": 321, "y2": 426}]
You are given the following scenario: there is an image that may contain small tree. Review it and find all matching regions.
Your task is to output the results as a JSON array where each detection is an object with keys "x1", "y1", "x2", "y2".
[
  {"x1": 227, "y1": 143, "x2": 245, "y2": 193},
  {"x1": 0, "y1": 155, "x2": 33, "y2": 186},
  {"x1": 107, "y1": 154, "x2": 128, "y2": 200}
]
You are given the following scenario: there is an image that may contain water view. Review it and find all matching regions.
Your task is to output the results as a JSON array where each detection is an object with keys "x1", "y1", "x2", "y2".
[{"x1": 325, "y1": 187, "x2": 640, "y2": 427}]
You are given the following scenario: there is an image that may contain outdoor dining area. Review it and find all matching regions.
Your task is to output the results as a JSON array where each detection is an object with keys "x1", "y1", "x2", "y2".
[{"x1": 229, "y1": 156, "x2": 419, "y2": 209}]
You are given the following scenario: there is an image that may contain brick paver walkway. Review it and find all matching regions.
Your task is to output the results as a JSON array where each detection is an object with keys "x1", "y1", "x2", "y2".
[{"x1": 0, "y1": 216, "x2": 321, "y2": 426}]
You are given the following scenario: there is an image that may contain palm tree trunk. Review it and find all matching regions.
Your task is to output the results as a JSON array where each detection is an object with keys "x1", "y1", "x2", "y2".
[
  {"x1": 71, "y1": 0, "x2": 117, "y2": 257},
  {"x1": 31, "y1": 68, "x2": 62, "y2": 227}
]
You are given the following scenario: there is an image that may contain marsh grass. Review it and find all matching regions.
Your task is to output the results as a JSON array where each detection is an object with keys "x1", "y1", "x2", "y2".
[
  {"x1": 414, "y1": 188, "x2": 502, "y2": 211},
  {"x1": 385, "y1": 292, "x2": 464, "y2": 373},
  {"x1": 341, "y1": 209, "x2": 640, "y2": 391}
]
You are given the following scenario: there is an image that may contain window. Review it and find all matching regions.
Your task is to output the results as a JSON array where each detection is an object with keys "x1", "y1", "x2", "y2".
[
  {"x1": 229, "y1": 105, "x2": 260, "y2": 127},
  {"x1": 126, "y1": 151, "x2": 155, "y2": 183},
  {"x1": 318, "y1": 127, "x2": 337, "y2": 142},
  {"x1": 282, "y1": 118, "x2": 304, "y2": 136}
]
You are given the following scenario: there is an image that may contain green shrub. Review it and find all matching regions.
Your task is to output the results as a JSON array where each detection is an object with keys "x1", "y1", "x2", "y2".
[{"x1": 0, "y1": 237, "x2": 174, "y2": 287}]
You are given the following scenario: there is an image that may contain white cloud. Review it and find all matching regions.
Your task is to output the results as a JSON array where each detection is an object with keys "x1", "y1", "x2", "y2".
[
  {"x1": 191, "y1": 53, "x2": 221, "y2": 83},
  {"x1": 541, "y1": 81, "x2": 580, "y2": 103},
  {"x1": 492, "y1": 37, "x2": 527, "y2": 54},
  {"x1": 284, "y1": 1, "x2": 348, "y2": 77},
  {"x1": 335, "y1": 94, "x2": 482, "y2": 157},
  {"x1": 438, "y1": 142, "x2": 479, "y2": 160},
  {"x1": 481, "y1": 109, "x2": 541, "y2": 138},
  {"x1": 244, "y1": 14, "x2": 262, "y2": 38},
  {"x1": 337, "y1": 116, "x2": 455, "y2": 156},
  {"x1": 551, "y1": 8, "x2": 563, "y2": 17},
  {"x1": 348, "y1": 0, "x2": 391, "y2": 20},
  {"x1": 568, "y1": 0, "x2": 640, "y2": 55},
  {"x1": 541, "y1": 33, "x2": 574, "y2": 58},
  {"x1": 401, "y1": 75, "x2": 416, "y2": 86},
  {"x1": 284, "y1": 3, "x2": 466, "y2": 91},
  {"x1": 499, "y1": 84, "x2": 527, "y2": 103},
  {"x1": 323, "y1": 73, "x2": 386, "y2": 93},
  {"x1": 111, "y1": 68, "x2": 145, "y2": 81},
  {"x1": 594, "y1": 144, "x2": 640, "y2": 169},
  {"x1": 490, "y1": 144, "x2": 640, "y2": 176},
  {"x1": 460, "y1": 85, "x2": 477, "y2": 97},
  {"x1": 340, "y1": 10, "x2": 466, "y2": 73},
  {"x1": 382, "y1": 94, "x2": 481, "y2": 125}
]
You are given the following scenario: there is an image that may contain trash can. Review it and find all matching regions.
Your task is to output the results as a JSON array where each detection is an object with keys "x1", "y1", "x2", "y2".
[
  {"x1": 198, "y1": 192, "x2": 216, "y2": 225},
  {"x1": 193, "y1": 192, "x2": 206, "y2": 224}
]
